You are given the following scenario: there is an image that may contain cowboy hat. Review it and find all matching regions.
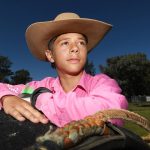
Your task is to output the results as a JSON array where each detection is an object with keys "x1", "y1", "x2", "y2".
[{"x1": 25, "y1": 12, "x2": 112, "y2": 61}]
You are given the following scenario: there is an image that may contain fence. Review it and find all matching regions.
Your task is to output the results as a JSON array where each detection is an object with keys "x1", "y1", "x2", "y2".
[{"x1": 130, "y1": 95, "x2": 150, "y2": 106}]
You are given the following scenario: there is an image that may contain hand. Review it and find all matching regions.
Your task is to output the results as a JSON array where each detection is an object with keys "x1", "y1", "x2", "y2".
[{"x1": 2, "y1": 95, "x2": 48, "y2": 124}]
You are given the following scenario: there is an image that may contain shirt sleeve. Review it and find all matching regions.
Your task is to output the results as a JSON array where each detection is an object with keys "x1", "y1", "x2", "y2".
[
  {"x1": 0, "y1": 77, "x2": 54, "y2": 109},
  {"x1": 64, "y1": 86, "x2": 128, "y2": 126},
  {"x1": 35, "y1": 74, "x2": 128, "y2": 127},
  {"x1": 0, "y1": 83, "x2": 26, "y2": 109}
]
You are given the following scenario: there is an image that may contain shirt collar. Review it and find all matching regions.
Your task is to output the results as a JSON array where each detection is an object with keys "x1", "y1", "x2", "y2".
[
  {"x1": 76, "y1": 71, "x2": 89, "y2": 92},
  {"x1": 51, "y1": 71, "x2": 90, "y2": 93}
]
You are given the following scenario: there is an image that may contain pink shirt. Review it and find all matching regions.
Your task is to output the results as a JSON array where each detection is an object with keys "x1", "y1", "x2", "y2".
[{"x1": 0, "y1": 71, "x2": 128, "y2": 127}]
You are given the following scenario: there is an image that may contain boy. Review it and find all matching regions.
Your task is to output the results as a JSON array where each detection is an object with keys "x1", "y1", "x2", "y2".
[{"x1": 0, "y1": 12, "x2": 128, "y2": 127}]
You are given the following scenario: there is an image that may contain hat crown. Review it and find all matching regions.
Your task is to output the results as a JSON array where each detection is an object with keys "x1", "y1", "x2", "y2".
[
  {"x1": 26, "y1": 12, "x2": 112, "y2": 61},
  {"x1": 54, "y1": 12, "x2": 80, "y2": 21}
]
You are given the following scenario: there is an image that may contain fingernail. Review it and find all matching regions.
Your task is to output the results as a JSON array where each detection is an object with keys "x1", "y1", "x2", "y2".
[
  {"x1": 32, "y1": 118, "x2": 38, "y2": 123},
  {"x1": 42, "y1": 118, "x2": 48, "y2": 123},
  {"x1": 19, "y1": 117, "x2": 25, "y2": 121}
]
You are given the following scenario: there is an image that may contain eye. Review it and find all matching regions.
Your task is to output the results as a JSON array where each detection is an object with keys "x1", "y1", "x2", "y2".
[
  {"x1": 79, "y1": 40, "x2": 87, "y2": 46},
  {"x1": 61, "y1": 41, "x2": 69, "y2": 46}
]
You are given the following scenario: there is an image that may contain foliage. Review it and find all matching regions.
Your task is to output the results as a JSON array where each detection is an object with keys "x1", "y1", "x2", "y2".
[
  {"x1": 99, "y1": 53, "x2": 150, "y2": 98},
  {"x1": 0, "y1": 55, "x2": 32, "y2": 84},
  {"x1": 0, "y1": 56, "x2": 13, "y2": 83},
  {"x1": 11, "y1": 69, "x2": 32, "y2": 84},
  {"x1": 84, "y1": 59, "x2": 96, "y2": 76}
]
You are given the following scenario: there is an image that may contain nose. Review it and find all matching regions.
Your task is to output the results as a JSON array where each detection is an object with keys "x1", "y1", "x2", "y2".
[{"x1": 69, "y1": 43, "x2": 79, "y2": 54}]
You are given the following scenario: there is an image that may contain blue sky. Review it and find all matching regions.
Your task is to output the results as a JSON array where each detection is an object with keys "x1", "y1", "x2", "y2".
[{"x1": 0, "y1": 0, "x2": 150, "y2": 80}]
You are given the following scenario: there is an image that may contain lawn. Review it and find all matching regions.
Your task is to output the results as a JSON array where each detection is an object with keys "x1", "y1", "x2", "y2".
[{"x1": 124, "y1": 103, "x2": 150, "y2": 136}]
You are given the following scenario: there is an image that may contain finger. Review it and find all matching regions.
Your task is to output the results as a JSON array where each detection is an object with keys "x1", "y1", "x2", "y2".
[
  {"x1": 16, "y1": 105, "x2": 41, "y2": 123},
  {"x1": 39, "y1": 114, "x2": 49, "y2": 124},
  {"x1": 8, "y1": 108, "x2": 25, "y2": 121},
  {"x1": 23, "y1": 103, "x2": 49, "y2": 124}
]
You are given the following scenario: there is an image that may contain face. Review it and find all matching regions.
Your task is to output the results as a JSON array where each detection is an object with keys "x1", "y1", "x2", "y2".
[{"x1": 45, "y1": 33, "x2": 88, "y2": 76}]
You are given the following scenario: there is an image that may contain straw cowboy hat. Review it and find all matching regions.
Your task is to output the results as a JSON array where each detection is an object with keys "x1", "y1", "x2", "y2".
[{"x1": 25, "y1": 12, "x2": 112, "y2": 61}]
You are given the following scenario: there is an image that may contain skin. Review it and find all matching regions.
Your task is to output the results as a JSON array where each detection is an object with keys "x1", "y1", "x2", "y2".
[
  {"x1": 45, "y1": 33, "x2": 88, "y2": 92},
  {"x1": 2, "y1": 33, "x2": 88, "y2": 123}
]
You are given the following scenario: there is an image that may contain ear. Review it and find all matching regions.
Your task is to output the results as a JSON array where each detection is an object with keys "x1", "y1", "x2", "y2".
[{"x1": 45, "y1": 50, "x2": 55, "y2": 63}]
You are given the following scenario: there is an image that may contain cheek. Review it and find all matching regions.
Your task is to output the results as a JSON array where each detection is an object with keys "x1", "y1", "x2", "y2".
[
  {"x1": 53, "y1": 46, "x2": 67, "y2": 56},
  {"x1": 81, "y1": 50, "x2": 87, "y2": 59},
  {"x1": 53, "y1": 51, "x2": 66, "y2": 64}
]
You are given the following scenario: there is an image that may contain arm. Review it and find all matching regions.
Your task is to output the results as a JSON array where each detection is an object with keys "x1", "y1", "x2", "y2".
[
  {"x1": 0, "y1": 83, "x2": 25, "y2": 109},
  {"x1": 35, "y1": 74, "x2": 128, "y2": 127},
  {"x1": 64, "y1": 87, "x2": 128, "y2": 126},
  {"x1": 0, "y1": 81, "x2": 49, "y2": 124}
]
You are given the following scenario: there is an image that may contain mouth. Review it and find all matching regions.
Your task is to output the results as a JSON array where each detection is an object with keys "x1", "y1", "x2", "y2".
[{"x1": 67, "y1": 58, "x2": 80, "y2": 64}]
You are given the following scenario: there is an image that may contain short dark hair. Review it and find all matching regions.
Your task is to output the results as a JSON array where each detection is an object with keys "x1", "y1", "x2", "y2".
[
  {"x1": 48, "y1": 36, "x2": 58, "y2": 50},
  {"x1": 47, "y1": 36, "x2": 58, "y2": 69}
]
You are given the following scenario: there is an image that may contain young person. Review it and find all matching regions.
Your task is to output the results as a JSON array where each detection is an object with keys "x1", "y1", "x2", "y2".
[{"x1": 0, "y1": 12, "x2": 128, "y2": 127}]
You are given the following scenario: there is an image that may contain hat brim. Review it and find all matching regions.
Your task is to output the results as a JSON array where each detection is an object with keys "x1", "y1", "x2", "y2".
[{"x1": 25, "y1": 18, "x2": 112, "y2": 61}]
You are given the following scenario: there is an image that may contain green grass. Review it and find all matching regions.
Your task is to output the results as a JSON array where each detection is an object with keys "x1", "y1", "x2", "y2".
[{"x1": 124, "y1": 103, "x2": 150, "y2": 136}]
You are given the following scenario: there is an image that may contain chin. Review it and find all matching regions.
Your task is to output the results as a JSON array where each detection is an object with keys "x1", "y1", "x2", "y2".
[{"x1": 67, "y1": 69, "x2": 83, "y2": 76}]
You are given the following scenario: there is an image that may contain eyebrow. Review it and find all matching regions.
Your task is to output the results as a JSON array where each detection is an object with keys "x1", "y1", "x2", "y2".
[
  {"x1": 57, "y1": 36, "x2": 88, "y2": 43},
  {"x1": 48, "y1": 34, "x2": 88, "y2": 49}
]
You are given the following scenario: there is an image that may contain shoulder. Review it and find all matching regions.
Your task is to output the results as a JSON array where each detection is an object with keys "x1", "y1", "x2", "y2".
[
  {"x1": 88, "y1": 73, "x2": 121, "y2": 93},
  {"x1": 90, "y1": 73, "x2": 115, "y2": 85},
  {"x1": 26, "y1": 76, "x2": 56, "y2": 89}
]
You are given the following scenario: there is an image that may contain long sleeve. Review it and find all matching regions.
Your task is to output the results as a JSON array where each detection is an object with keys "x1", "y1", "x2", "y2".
[
  {"x1": 0, "y1": 77, "x2": 55, "y2": 109},
  {"x1": 35, "y1": 74, "x2": 128, "y2": 127},
  {"x1": 0, "y1": 83, "x2": 25, "y2": 109},
  {"x1": 63, "y1": 87, "x2": 128, "y2": 126}
]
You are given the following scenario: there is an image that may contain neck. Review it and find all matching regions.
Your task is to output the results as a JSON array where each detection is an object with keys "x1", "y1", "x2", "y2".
[{"x1": 57, "y1": 71, "x2": 84, "y2": 93}]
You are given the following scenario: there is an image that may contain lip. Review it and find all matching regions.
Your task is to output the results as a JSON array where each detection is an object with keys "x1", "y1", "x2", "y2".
[{"x1": 67, "y1": 58, "x2": 80, "y2": 64}]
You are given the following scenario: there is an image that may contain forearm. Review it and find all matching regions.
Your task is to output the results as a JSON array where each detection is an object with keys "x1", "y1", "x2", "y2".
[
  {"x1": 64, "y1": 92, "x2": 128, "y2": 120},
  {"x1": 35, "y1": 91, "x2": 128, "y2": 127},
  {"x1": 0, "y1": 83, "x2": 26, "y2": 109}
]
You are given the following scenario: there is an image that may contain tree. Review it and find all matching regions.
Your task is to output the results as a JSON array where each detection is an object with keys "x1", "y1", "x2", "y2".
[
  {"x1": 11, "y1": 69, "x2": 32, "y2": 84},
  {"x1": 99, "y1": 53, "x2": 150, "y2": 98},
  {"x1": 84, "y1": 59, "x2": 96, "y2": 76},
  {"x1": 0, "y1": 56, "x2": 13, "y2": 83},
  {"x1": 0, "y1": 55, "x2": 33, "y2": 84}
]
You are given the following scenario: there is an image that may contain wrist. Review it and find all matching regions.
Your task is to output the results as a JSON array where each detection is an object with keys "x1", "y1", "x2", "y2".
[{"x1": 1, "y1": 95, "x2": 16, "y2": 107}]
